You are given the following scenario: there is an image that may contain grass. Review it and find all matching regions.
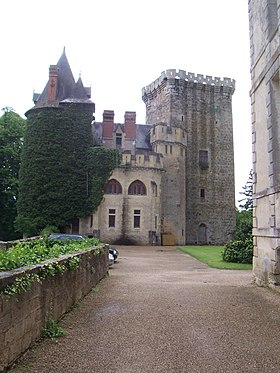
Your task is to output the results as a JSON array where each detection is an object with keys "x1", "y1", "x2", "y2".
[{"x1": 179, "y1": 246, "x2": 253, "y2": 270}]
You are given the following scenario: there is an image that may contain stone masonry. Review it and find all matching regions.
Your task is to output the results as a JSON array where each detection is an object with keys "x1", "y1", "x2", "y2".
[{"x1": 248, "y1": 0, "x2": 280, "y2": 286}]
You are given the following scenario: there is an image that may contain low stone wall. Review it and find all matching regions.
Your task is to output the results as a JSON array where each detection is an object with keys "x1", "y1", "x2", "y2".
[{"x1": 0, "y1": 245, "x2": 108, "y2": 372}]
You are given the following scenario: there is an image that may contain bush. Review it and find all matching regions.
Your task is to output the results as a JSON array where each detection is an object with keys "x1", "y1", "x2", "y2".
[
  {"x1": 222, "y1": 238, "x2": 253, "y2": 264},
  {"x1": 40, "y1": 225, "x2": 60, "y2": 236},
  {"x1": 0, "y1": 237, "x2": 100, "y2": 271}
]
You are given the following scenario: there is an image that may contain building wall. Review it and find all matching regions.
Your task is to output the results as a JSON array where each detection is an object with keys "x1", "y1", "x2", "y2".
[
  {"x1": 150, "y1": 123, "x2": 187, "y2": 244},
  {"x1": 80, "y1": 153, "x2": 164, "y2": 245},
  {"x1": 142, "y1": 70, "x2": 236, "y2": 245},
  {"x1": 0, "y1": 246, "x2": 107, "y2": 371},
  {"x1": 249, "y1": 0, "x2": 280, "y2": 286}
]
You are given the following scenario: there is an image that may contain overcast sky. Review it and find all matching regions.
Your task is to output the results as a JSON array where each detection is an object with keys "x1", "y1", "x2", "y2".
[{"x1": 1, "y1": 0, "x2": 251, "y2": 203}]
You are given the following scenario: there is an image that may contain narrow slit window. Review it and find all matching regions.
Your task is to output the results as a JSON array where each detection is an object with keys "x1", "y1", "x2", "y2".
[{"x1": 134, "y1": 209, "x2": 141, "y2": 228}]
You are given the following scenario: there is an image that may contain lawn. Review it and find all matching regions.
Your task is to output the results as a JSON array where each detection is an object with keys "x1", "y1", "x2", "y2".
[{"x1": 178, "y1": 246, "x2": 253, "y2": 270}]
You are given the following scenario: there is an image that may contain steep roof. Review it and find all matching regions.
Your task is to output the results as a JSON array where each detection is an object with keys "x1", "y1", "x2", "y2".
[{"x1": 30, "y1": 48, "x2": 93, "y2": 111}]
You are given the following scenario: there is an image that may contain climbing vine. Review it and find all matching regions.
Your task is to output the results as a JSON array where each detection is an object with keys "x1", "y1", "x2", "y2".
[{"x1": 0, "y1": 237, "x2": 105, "y2": 298}]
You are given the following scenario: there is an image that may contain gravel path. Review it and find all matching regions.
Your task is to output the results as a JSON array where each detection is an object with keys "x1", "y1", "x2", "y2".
[{"x1": 10, "y1": 246, "x2": 280, "y2": 373}]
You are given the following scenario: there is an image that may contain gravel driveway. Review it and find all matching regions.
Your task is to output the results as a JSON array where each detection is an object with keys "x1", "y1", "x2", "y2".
[{"x1": 10, "y1": 246, "x2": 280, "y2": 373}]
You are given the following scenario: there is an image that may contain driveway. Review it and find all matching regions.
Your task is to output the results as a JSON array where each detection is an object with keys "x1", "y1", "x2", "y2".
[{"x1": 10, "y1": 246, "x2": 280, "y2": 373}]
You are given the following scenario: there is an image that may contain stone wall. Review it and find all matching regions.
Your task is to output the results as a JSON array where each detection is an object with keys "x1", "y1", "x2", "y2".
[
  {"x1": 0, "y1": 246, "x2": 108, "y2": 372},
  {"x1": 142, "y1": 71, "x2": 236, "y2": 245},
  {"x1": 248, "y1": 0, "x2": 280, "y2": 286}
]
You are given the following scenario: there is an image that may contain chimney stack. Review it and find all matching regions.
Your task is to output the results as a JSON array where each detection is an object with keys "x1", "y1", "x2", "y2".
[
  {"x1": 124, "y1": 111, "x2": 136, "y2": 140},
  {"x1": 47, "y1": 65, "x2": 59, "y2": 103},
  {"x1": 102, "y1": 110, "x2": 115, "y2": 139}
]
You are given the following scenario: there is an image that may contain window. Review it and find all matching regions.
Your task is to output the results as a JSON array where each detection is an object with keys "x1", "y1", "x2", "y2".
[
  {"x1": 151, "y1": 181, "x2": 157, "y2": 197},
  {"x1": 165, "y1": 145, "x2": 168, "y2": 154},
  {"x1": 90, "y1": 215, "x2": 93, "y2": 228},
  {"x1": 108, "y1": 209, "x2": 116, "y2": 227},
  {"x1": 200, "y1": 189, "x2": 205, "y2": 198},
  {"x1": 155, "y1": 215, "x2": 158, "y2": 229},
  {"x1": 199, "y1": 150, "x2": 209, "y2": 169},
  {"x1": 128, "y1": 180, "x2": 147, "y2": 195},
  {"x1": 105, "y1": 179, "x2": 122, "y2": 194},
  {"x1": 170, "y1": 145, "x2": 172, "y2": 154},
  {"x1": 134, "y1": 209, "x2": 141, "y2": 228},
  {"x1": 116, "y1": 133, "x2": 122, "y2": 147}
]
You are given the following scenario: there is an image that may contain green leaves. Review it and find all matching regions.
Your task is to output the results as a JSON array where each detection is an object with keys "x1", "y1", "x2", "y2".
[
  {"x1": 0, "y1": 108, "x2": 26, "y2": 240},
  {"x1": 0, "y1": 237, "x2": 99, "y2": 271},
  {"x1": 16, "y1": 105, "x2": 94, "y2": 235}
]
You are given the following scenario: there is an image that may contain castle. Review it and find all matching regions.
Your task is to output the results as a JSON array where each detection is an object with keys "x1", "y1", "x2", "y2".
[{"x1": 30, "y1": 50, "x2": 236, "y2": 245}]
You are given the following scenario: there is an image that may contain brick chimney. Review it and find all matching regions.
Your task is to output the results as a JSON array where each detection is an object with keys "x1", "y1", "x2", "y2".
[
  {"x1": 102, "y1": 110, "x2": 114, "y2": 139},
  {"x1": 124, "y1": 111, "x2": 136, "y2": 140},
  {"x1": 47, "y1": 65, "x2": 59, "y2": 103}
]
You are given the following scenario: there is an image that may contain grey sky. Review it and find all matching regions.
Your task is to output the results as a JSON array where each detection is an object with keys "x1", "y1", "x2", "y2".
[{"x1": 1, "y1": 0, "x2": 252, "y2": 202}]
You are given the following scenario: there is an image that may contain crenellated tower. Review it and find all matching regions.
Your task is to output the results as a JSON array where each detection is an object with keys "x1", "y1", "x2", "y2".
[{"x1": 142, "y1": 69, "x2": 236, "y2": 245}]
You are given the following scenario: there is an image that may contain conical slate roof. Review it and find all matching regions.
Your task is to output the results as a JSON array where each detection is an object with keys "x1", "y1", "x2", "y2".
[{"x1": 30, "y1": 48, "x2": 93, "y2": 110}]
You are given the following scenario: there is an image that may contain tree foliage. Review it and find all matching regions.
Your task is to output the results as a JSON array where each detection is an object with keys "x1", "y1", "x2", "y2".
[
  {"x1": 0, "y1": 107, "x2": 25, "y2": 240},
  {"x1": 16, "y1": 104, "x2": 118, "y2": 236},
  {"x1": 238, "y1": 169, "x2": 253, "y2": 211},
  {"x1": 87, "y1": 147, "x2": 120, "y2": 212},
  {"x1": 223, "y1": 170, "x2": 253, "y2": 263}
]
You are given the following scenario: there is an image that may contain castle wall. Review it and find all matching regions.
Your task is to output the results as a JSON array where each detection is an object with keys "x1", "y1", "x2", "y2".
[
  {"x1": 150, "y1": 123, "x2": 187, "y2": 244},
  {"x1": 143, "y1": 70, "x2": 236, "y2": 245},
  {"x1": 249, "y1": 0, "x2": 280, "y2": 286},
  {"x1": 80, "y1": 153, "x2": 164, "y2": 245}
]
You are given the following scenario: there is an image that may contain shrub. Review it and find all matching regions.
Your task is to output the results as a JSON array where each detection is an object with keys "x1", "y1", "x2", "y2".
[
  {"x1": 0, "y1": 237, "x2": 100, "y2": 271},
  {"x1": 40, "y1": 225, "x2": 60, "y2": 237},
  {"x1": 222, "y1": 238, "x2": 253, "y2": 264}
]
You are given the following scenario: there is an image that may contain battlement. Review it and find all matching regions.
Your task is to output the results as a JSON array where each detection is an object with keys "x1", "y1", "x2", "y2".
[
  {"x1": 142, "y1": 69, "x2": 235, "y2": 97},
  {"x1": 121, "y1": 151, "x2": 163, "y2": 169}
]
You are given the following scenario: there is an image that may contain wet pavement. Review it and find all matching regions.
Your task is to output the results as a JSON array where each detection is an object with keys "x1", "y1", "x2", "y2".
[{"x1": 10, "y1": 246, "x2": 280, "y2": 373}]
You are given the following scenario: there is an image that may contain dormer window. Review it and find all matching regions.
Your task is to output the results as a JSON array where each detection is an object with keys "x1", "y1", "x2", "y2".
[{"x1": 116, "y1": 133, "x2": 122, "y2": 147}]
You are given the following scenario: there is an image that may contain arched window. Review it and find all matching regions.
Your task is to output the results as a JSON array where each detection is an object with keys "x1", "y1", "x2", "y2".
[
  {"x1": 128, "y1": 180, "x2": 147, "y2": 195},
  {"x1": 104, "y1": 179, "x2": 122, "y2": 194}
]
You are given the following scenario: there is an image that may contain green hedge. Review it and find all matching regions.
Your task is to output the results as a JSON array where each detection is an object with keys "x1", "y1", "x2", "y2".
[
  {"x1": 0, "y1": 237, "x2": 100, "y2": 271},
  {"x1": 222, "y1": 238, "x2": 253, "y2": 264}
]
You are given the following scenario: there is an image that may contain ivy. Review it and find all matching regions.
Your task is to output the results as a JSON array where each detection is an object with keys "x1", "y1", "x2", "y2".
[
  {"x1": 0, "y1": 238, "x2": 105, "y2": 298},
  {"x1": 0, "y1": 237, "x2": 99, "y2": 271},
  {"x1": 16, "y1": 105, "x2": 94, "y2": 235}
]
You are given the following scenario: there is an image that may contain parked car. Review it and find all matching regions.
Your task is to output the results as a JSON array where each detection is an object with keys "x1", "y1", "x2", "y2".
[
  {"x1": 48, "y1": 233, "x2": 116, "y2": 267},
  {"x1": 108, "y1": 246, "x2": 119, "y2": 262},
  {"x1": 48, "y1": 233, "x2": 86, "y2": 240},
  {"x1": 108, "y1": 252, "x2": 114, "y2": 267}
]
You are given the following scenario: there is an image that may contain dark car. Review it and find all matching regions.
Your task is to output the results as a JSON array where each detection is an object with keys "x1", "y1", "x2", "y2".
[
  {"x1": 108, "y1": 246, "x2": 119, "y2": 262},
  {"x1": 48, "y1": 233, "x2": 86, "y2": 240}
]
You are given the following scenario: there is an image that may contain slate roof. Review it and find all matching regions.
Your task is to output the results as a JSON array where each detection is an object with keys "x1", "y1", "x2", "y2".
[
  {"x1": 136, "y1": 124, "x2": 152, "y2": 150},
  {"x1": 30, "y1": 48, "x2": 93, "y2": 111}
]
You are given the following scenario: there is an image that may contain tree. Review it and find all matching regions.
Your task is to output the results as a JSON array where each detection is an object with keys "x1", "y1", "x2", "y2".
[
  {"x1": 16, "y1": 105, "x2": 119, "y2": 236},
  {"x1": 235, "y1": 169, "x2": 253, "y2": 241},
  {"x1": 222, "y1": 170, "x2": 253, "y2": 264},
  {"x1": 238, "y1": 169, "x2": 253, "y2": 211},
  {"x1": 0, "y1": 107, "x2": 25, "y2": 240}
]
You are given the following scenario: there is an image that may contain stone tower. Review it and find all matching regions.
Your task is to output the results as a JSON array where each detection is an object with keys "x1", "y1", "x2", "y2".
[{"x1": 142, "y1": 70, "x2": 236, "y2": 245}]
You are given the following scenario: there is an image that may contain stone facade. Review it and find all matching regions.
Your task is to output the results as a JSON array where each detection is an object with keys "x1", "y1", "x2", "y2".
[
  {"x1": 80, "y1": 70, "x2": 236, "y2": 246},
  {"x1": 0, "y1": 246, "x2": 108, "y2": 371},
  {"x1": 248, "y1": 0, "x2": 280, "y2": 286},
  {"x1": 31, "y1": 51, "x2": 236, "y2": 246}
]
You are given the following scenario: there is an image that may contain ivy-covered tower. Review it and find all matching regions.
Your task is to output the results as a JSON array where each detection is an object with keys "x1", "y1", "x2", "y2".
[{"x1": 17, "y1": 49, "x2": 96, "y2": 235}]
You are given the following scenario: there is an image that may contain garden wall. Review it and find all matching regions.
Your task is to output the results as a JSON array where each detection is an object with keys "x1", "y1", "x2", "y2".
[{"x1": 0, "y1": 245, "x2": 108, "y2": 372}]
